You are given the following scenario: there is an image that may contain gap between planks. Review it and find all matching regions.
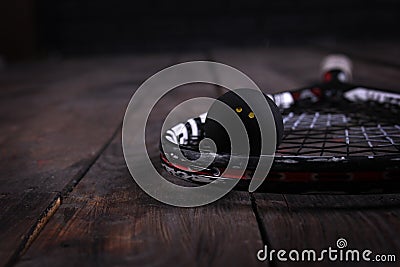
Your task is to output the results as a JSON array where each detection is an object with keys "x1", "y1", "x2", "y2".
[
  {"x1": 5, "y1": 121, "x2": 123, "y2": 267},
  {"x1": 9, "y1": 52, "x2": 235, "y2": 266},
  {"x1": 15, "y1": 51, "x2": 268, "y2": 266},
  {"x1": 250, "y1": 192, "x2": 280, "y2": 267}
]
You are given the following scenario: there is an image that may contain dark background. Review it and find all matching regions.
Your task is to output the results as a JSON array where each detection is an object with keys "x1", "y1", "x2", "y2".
[{"x1": 1, "y1": 0, "x2": 399, "y2": 61}]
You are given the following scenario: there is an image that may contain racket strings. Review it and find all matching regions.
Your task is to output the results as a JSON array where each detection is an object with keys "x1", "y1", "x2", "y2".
[
  {"x1": 277, "y1": 106, "x2": 400, "y2": 157},
  {"x1": 168, "y1": 97, "x2": 400, "y2": 159},
  {"x1": 175, "y1": 118, "x2": 400, "y2": 158}
]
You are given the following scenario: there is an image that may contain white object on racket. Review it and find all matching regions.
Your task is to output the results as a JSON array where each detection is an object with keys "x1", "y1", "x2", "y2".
[{"x1": 321, "y1": 54, "x2": 353, "y2": 82}]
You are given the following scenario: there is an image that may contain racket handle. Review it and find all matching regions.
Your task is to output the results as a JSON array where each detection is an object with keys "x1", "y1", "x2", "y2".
[{"x1": 321, "y1": 54, "x2": 353, "y2": 83}]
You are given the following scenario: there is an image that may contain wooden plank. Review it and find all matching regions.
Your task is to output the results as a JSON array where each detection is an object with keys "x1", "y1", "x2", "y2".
[
  {"x1": 17, "y1": 132, "x2": 265, "y2": 267},
  {"x1": 253, "y1": 193, "x2": 400, "y2": 266},
  {"x1": 0, "y1": 54, "x2": 173, "y2": 266},
  {"x1": 17, "y1": 52, "x2": 266, "y2": 266}
]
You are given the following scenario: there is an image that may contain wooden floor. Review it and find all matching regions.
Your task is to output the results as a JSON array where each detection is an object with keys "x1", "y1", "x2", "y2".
[{"x1": 1, "y1": 43, "x2": 400, "y2": 267}]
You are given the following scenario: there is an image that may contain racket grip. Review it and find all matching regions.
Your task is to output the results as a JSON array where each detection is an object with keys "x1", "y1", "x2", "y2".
[{"x1": 321, "y1": 54, "x2": 353, "y2": 83}]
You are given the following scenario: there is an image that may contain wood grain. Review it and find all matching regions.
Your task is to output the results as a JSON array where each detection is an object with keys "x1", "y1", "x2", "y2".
[
  {"x1": 2, "y1": 45, "x2": 400, "y2": 267},
  {"x1": 15, "y1": 53, "x2": 267, "y2": 267},
  {"x1": 253, "y1": 193, "x2": 400, "y2": 266},
  {"x1": 16, "y1": 132, "x2": 266, "y2": 267},
  {"x1": 0, "y1": 54, "x2": 173, "y2": 266}
]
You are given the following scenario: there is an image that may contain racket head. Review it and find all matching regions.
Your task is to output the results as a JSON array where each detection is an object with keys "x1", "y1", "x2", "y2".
[{"x1": 160, "y1": 81, "x2": 400, "y2": 193}]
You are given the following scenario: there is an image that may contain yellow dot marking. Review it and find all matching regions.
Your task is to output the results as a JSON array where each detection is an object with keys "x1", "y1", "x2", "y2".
[
  {"x1": 235, "y1": 107, "x2": 242, "y2": 113},
  {"x1": 248, "y1": 112, "x2": 255, "y2": 119}
]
